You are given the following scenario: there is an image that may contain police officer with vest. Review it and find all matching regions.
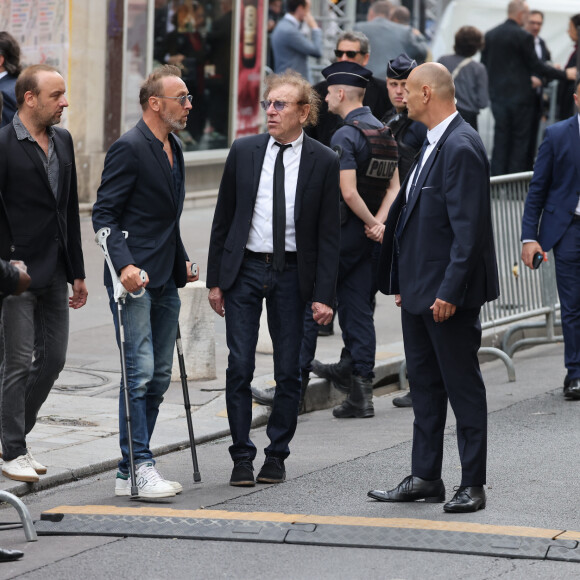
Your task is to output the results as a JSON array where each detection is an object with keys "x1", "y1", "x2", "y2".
[
  {"x1": 382, "y1": 53, "x2": 427, "y2": 183},
  {"x1": 304, "y1": 61, "x2": 400, "y2": 418}
]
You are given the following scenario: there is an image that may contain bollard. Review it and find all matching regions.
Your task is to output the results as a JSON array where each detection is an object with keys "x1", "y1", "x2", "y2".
[{"x1": 171, "y1": 281, "x2": 217, "y2": 381}]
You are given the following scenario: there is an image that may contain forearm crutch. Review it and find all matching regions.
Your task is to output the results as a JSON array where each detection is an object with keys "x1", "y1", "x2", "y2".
[
  {"x1": 95, "y1": 227, "x2": 146, "y2": 498},
  {"x1": 176, "y1": 324, "x2": 201, "y2": 482}
]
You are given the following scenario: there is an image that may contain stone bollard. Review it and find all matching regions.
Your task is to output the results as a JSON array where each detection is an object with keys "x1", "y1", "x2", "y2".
[{"x1": 171, "y1": 281, "x2": 217, "y2": 381}]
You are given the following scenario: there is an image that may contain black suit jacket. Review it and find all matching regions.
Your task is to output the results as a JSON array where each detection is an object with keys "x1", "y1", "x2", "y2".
[
  {"x1": 378, "y1": 114, "x2": 499, "y2": 313},
  {"x1": 0, "y1": 122, "x2": 85, "y2": 289},
  {"x1": 0, "y1": 74, "x2": 17, "y2": 128},
  {"x1": 306, "y1": 76, "x2": 391, "y2": 147},
  {"x1": 92, "y1": 119, "x2": 189, "y2": 289},
  {"x1": 482, "y1": 19, "x2": 565, "y2": 105},
  {"x1": 207, "y1": 132, "x2": 341, "y2": 307}
]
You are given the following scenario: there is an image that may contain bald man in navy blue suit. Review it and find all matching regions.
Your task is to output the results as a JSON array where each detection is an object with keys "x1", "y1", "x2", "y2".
[{"x1": 368, "y1": 63, "x2": 499, "y2": 513}]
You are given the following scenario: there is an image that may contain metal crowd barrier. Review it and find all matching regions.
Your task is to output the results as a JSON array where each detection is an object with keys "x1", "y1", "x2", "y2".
[
  {"x1": 398, "y1": 171, "x2": 562, "y2": 388},
  {"x1": 485, "y1": 172, "x2": 562, "y2": 358}
]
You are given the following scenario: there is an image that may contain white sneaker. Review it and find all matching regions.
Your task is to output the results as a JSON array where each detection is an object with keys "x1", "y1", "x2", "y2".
[
  {"x1": 2, "y1": 455, "x2": 39, "y2": 483},
  {"x1": 115, "y1": 462, "x2": 175, "y2": 498},
  {"x1": 152, "y1": 465, "x2": 183, "y2": 494},
  {"x1": 26, "y1": 448, "x2": 47, "y2": 474}
]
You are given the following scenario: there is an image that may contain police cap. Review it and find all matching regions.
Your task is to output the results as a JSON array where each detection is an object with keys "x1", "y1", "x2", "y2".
[
  {"x1": 386, "y1": 53, "x2": 417, "y2": 79},
  {"x1": 322, "y1": 61, "x2": 372, "y2": 88}
]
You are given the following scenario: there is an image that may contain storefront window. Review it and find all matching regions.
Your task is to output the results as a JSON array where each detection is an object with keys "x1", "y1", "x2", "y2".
[{"x1": 153, "y1": 0, "x2": 233, "y2": 151}]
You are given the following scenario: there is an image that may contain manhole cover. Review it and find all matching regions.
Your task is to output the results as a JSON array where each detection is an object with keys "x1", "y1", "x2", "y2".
[{"x1": 55, "y1": 368, "x2": 110, "y2": 390}]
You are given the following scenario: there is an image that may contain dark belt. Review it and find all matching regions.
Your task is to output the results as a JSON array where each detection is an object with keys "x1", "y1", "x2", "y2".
[
  {"x1": 244, "y1": 249, "x2": 298, "y2": 264},
  {"x1": 572, "y1": 214, "x2": 580, "y2": 222}
]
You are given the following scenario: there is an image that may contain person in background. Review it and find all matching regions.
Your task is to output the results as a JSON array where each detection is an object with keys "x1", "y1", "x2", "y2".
[
  {"x1": 438, "y1": 26, "x2": 488, "y2": 132},
  {"x1": 525, "y1": 10, "x2": 552, "y2": 168},
  {"x1": 354, "y1": 1, "x2": 428, "y2": 80},
  {"x1": 481, "y1": 0, "x2": 575, "y2": 175},
  {"x1": 0, "y1": 31, "x2": 22, "y2": 128},
  {"x1": 557, "y1": 13, "x2": 580, "y2": 122},
  {"x1": 270, "y1": 0, "x2": 322, "y2": 83}
]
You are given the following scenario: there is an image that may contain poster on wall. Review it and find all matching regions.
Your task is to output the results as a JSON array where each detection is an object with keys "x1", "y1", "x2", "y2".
[
  {"x1": 236, "y1": 0, "x2": 263, "y2": 138},
  {"x1": 0, "y1": 0, "x2": 69, "y2": 82}
]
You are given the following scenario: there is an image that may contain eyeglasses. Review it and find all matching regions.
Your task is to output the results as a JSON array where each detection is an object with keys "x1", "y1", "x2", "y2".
[
  {"x1": 260, "y1": 100, "x2": 302, "y2": 111},
  {"x1": 334, "y1": 49, "x2": 367, "y2": 59},
  {"x1": 155, "y1": 94, "x2": 193, "y2": 107}
]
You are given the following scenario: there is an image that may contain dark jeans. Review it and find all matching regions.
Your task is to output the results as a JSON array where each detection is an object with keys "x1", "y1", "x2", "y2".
[
  {"x1": 490, "y1": 100, "x2": 534, "y2": 176},
  {"x1": 0, "y1": 265, "x2": 69, "y2": 461},
  {"x1": 107, "y1": 281, "x2": 180, "y2": 474},
  {"x1": 224, "y1": 255, "x2": 305, "y2": 462},
  {"x1": 553, "y1": 219, "x2": 580, "y2": 380},
  {"x1": 402, "y1": 307, "x2": 487, "y2": 486}
]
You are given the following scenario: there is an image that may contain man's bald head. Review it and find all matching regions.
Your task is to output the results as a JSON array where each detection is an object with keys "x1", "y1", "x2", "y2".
[
  {"x1": 408, "y1": 63, "x2": 455, "y2": 103},
  {"x1": 403, "y1": 63, "x2": 457, "y2": 129}
]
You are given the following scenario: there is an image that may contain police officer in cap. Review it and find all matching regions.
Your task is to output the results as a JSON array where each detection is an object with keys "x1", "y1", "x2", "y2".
[
  {"x1": 383, "y1": 53, "x2": 427, "y2": 183},
  {"x1": 304, "y1": 61, "x2": 400, "y2": 418}
]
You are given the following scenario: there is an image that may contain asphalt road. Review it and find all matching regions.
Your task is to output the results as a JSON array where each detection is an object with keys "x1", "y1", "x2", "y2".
[{"x1": 1, "y1": 343, "x2": 579, "y2": 579}]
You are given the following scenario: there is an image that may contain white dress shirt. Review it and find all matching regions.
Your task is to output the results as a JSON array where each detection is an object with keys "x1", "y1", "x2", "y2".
[
  {"x1": 406, "y1": 111, "x2": 459, "y2": 200},
  {"x1": 246, "y1": 132, "x2": 303, "y2": 252}
]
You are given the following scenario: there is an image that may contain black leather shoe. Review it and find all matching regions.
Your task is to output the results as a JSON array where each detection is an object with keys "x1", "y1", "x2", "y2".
[
  {"x1": 251, "y1": 384, "x2": 275, "y2": 406},
  {"x1": 0, "y1": 548, "x2": 23, "y2": 562},
  {"x1": 256, "y1": 456, "x2": 285, "y2": 483},
  {"x1": 393, "y1": 391, "x2": 412, "y2": 408},
  {"x1": 230, "y1": 458, "x2": 255, "y2": 487},
  {"x1": 368, "y1": 475, "x2": 445, "y2": 503},
  {"x1": 444, "y1": 486, "x2": 486, "y2": 513},
  {"x1": 564, "y1": 378, "x2": 580, "y2": 400}
]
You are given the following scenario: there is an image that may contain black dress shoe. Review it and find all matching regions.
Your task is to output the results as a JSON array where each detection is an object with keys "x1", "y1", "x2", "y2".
[
  {"x1": 256, "y1": 456, "x2": 285, "y2": 483},
  {"x1": 230, "y1": 458, "x2": 255, "y2": 487},
  {"x1": 0, "y1": 548, "x2": 23, "y2": 562},
  {"x1": 443, "y1": 486, "x2": 486, "y2": 513},
  {"x1": 392, "y1": 391, "x2": 412, "y2": 408},
  {"x1": 564, "y1": 378, "x2": 580, "y2": 400},
  {"x1": 368, "y1": 475, "x2": 445, "y2": 503},
  {"x1": 251, "y1": 384, "x2": 275, "y2": 406}
]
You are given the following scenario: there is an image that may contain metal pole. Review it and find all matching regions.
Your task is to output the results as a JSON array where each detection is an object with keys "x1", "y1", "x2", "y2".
[
  {"x1": 118, "y1": 299, "x2": 138, "y2": 497},
  {"x1": 176, "y1": 324, "x2": 201, "y2": 482}
]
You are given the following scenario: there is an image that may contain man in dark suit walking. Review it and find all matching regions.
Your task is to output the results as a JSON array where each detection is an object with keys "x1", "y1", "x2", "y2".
[
  {"x1": 521, "y1": 79, "x2": 580, "y2": 401},
  {"x1": 93, "y1": 65, "x2": 198, "y2": 499},
  {"x1": 368, "y1": 63, "x2": 499, "y2": 513},
  {"x1": 0, "y1": 65, "x2": 88, "y2": 483},
  {"x1": 481, "y1": 0, "x2": 575, "y2": 175},
  {"x1": 207, "y1": 71, "x2": 340, "y2": 486}
]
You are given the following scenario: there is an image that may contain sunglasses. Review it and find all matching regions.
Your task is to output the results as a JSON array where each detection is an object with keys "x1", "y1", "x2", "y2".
[
  {"x1": 260, "y1": 100, "x2": 302, "y2": 111},
  {"x1": 334, "y1": 49, "x2": 367, "y2": 59},
  {"x1": 155, "y1": 94, "x2": 193, "y2": 107}
]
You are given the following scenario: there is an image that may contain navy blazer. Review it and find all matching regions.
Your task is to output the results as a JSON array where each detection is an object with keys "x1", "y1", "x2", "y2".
[
  {"x1": 207, "y1": 132, "x2": 340, "y2": 307},
  {"x1": 378, "y1": 114, "x2": 499, "y2": 314},
  {"x1": 92, "y1": 119, "x2": 189, "y2": 289},
  {"x1": 0, "y1": 122, "x2": 85, "y2": 288},
  {"x1": 521, "y1": 115, "x2": 580, "y2": 251}
]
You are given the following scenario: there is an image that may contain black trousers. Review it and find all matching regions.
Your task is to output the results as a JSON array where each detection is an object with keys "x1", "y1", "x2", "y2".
[
  {"x1": 490, "y1": 100, "x2": 534, "y2": 176},
  {"x1": 402, "y1": 306, "x2": 487, "y2": 486}
]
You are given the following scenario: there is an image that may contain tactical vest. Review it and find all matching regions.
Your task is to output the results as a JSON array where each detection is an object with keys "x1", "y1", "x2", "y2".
[
  {"x1": 343, "y1": 120, "x2": 398, "y2": 216},
  {"x1": 383, "y1": 111, "x2": 418, "y2": 182}
]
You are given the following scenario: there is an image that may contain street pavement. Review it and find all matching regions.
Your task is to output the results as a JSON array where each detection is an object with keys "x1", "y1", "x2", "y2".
[{"x1": 0, "y1": 206, "x2": 579, "y2": 577}]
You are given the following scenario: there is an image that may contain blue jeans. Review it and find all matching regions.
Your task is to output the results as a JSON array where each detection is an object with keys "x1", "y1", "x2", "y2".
[
  {"x1": 0, "y1": 265, "x2": 69, "y2": 461},
  {"x1": 107, "y1": 281, "x2": 180, "y2": 474},
  {"x1": 224, "y1": 256, "x2": 305, "y2": 461}
]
